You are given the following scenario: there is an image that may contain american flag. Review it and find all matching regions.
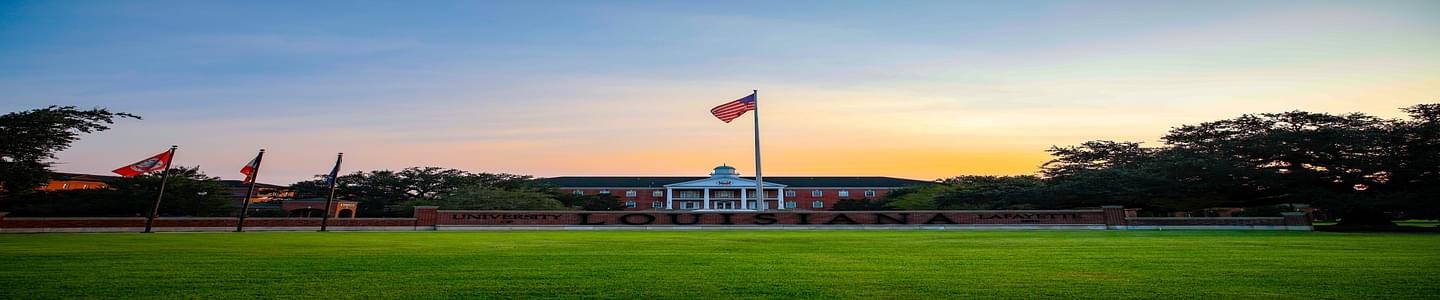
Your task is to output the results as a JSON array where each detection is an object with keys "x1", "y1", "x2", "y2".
[
  {"x1": 240, "y1": 152, "x2": 261, "y2": 183},
  {"x1": 710, "y1": 93, "x2": 757, "y2": 123}
]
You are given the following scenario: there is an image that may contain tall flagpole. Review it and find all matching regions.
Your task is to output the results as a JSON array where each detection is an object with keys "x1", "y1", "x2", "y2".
[
  {"x1": 752, "y1": 90, "x2": 766, "y2": 211},
  {"x1": 320, "y1": 152, "x2": 343, "y2": 232},
  {"x1": 235, "y1": 149, "x2": 264, "y2": 232},
  {"x1": 143, "y1": 145, "x2": 178, "y2": 233}
]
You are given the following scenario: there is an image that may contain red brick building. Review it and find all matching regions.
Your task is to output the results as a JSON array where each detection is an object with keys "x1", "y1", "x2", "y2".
[
  {"x1": 36, "y1": 173, "x2": 119, "y2": 191},
  {"x1": 541, "y1": 165, "x2": 934, "y2": 211},
  {"x1": 217, "y1": 180, "x2": 295, "y2": 204}
]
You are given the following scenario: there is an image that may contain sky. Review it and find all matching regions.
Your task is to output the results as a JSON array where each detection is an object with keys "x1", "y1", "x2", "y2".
[{"x1": 2, "y1": 0, "x2": 1438, "y2": 184}]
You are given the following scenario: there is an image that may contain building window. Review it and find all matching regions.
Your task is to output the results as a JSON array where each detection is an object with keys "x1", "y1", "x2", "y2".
[
  {"x1": 785, "y1": 190, "x2": 796, "y2": 197},
  {"x1": 625, "y1": 190, "x2": 637, "y2": 197},
  {"x1": 681, "y1": 202, "x2": 696, "y2": 209},
  {"x1": 715, "y1": 190, "x2": 735, "y2": 198},
  {"x1": 653, "y1": 191, "x2": 664, "y2": 197},
  {"x1": 838, "y1": 190, "x2": 850, "y2": 198},
  {"x1": 864, "y1": 190, "x2": 877, "y2": 197},
  {"x1": 599, "y1": 189, "x2": 611, "y2": 194},
  {"x1": 651, "y1": 201, "x2": 662, "y2": 208},
  {"x1": 813, "y1": 201, "x2": 825, "y2": 208},
  {"x1": 786, "y1": 201, "x2": 797, "y2": 208},
  {"x1": 572, "y1": 190, "x2": 584, "y2": 195},
  {"x1": 625, "y1": 201, "x2": 637, "y2": 208},
  {"x1": 811, "y1": 190, "x2": 823, "y2": 197}
]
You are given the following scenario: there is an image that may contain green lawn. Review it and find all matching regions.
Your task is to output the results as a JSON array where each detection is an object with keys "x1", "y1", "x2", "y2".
[{"x1": 1, "y1": 231, "x2": 1437, "y2": 299}]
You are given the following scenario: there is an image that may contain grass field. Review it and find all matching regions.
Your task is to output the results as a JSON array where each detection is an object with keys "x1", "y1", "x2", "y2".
[{"x1": 2, "y1": 231, "x2": 1438, "y2": 299}]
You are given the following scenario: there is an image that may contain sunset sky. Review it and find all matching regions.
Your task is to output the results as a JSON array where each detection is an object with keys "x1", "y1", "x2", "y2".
[{"x1": 3, "y1": 0, "x2": 1438, "y2": 184}]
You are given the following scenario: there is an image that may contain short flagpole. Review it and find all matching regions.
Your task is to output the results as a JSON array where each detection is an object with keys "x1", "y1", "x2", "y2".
[
  {"x1": 143, "y1": 145, "x2": 178, "y2": 233},
  {"x1": 752, "y1": 90, "x2": 766, "y2": 211},
  {"x1": 235, "y1": 149, "x2": 264, "y2": 232},
  {"x1": 319, "y1": 152, "x2": 343, "y2": 232}
]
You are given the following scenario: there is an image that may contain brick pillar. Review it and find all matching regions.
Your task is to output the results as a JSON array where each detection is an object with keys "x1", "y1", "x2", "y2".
[
  {"x1": 1281, "y1": 212, "x2": 1312, "y2": 230},
  {"x1": 414, "y1": 206, "x2": 439, "y2": 229},
  {"x1": 1102, "y1": 205, "x2": 1126, "y2": 229}
]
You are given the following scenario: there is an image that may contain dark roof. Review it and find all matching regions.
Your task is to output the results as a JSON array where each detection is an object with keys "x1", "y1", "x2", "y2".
[{"x1": 538, "y1": 176, "x2": 935, "y2": 188}]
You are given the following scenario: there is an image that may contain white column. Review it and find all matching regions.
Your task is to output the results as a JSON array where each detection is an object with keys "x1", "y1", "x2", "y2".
[
  {"x1": 665, "y1": 187, "x2": 673, "y2": 210},
  {"x1": 777, "y1": 187, "x2": 785, "y2": 210},
  {"x1": 740, "y1": 188, "x2": 747, "y2": 210},
  {"x1": 702, "y1": 188, "x2": 710, "y2": 210}
]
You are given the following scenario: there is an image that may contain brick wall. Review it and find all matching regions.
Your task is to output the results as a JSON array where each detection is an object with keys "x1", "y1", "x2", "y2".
[
  {"x1": 1282, "y1": 212, "x2": 1312, "y2": 226},
  {"x1": 1102, "y1": 206, "x2": 1126, "y2": 227},
  {"x1": 1124, "y1": 217, "x2": 1286, "y2": 226},
  {"x1": 0, "y1": 207, "x2": 1316, "y2": 231},
  {"x1": 414, "y1": 206, "x2": 438, "y2": 226}
]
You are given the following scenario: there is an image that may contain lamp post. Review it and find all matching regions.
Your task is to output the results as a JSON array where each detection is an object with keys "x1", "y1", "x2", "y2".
[{"x1": 195, "y1": 191, "x2": 208, "y2": 216}]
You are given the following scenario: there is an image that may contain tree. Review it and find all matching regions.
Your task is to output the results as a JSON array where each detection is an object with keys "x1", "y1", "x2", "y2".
[
  {"x1": 6, "y1": 166, "x2": 229, "y2": 217},
  {"x1": 1162, "y1": 111, "x2": 1393, "y2": 225},
  {"x1": 883, "y1": 185, "x2": 946, "y2": 210},
  {"x1": 832, "y1": 199, "x2": 889, "y2": 211},
  {"x1": 1038, "y1": 141, "x2": 1217, "y2": 212},
  {"x1": 289, "y1": 167, "x2": 539, "y2": 217},
  {"x1": 548, "y1": 192, "x2": 626, "y2": 211},
  {"x1": 1041, "y1": 141, "x2": 1154, "y2": 178},
  {"x1": 1374, "y1": 104, "x2": 1440, "y2": 220},
  {"x1": 1030, "y1": 105, "x2": 1440, "y2": 225},
  {"x1": 581, "y1": 194, "x2": 627, "y2": 211},
  {"x1": 933, "y1": 176, "x2": 1046, "y2": 210},
  {"x1": 551, "y1": 192, "x2": 587, "y2": 209},
  {"x1": 0, "y1": 106, "x2": 137, "y2": 193},
  {"x1": 430, "y1": 185, "x2": 566, "y2": 210}
]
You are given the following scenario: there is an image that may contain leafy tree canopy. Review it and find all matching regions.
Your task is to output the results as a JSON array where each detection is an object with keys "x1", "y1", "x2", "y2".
[
  {"x1": 883, "y1": 185, "x2": 946, "y2": 210},
  {"x1": 887, "y1": 103, "x2": 1439, "y2": 225},
  {"x1": 0, "y1": 106, "x2": 137, "y2": 193},
  {"x1": 934, "y1": 175, "x2": 1046, "y2": 210},
  {"x1": 429, "y1": 185, "x2": 566, "y2": 210},
  {"x1": 832, "y1": 198, "x2": 890, "y2": 211},
  {"x1": 1041, "y1": 104, "x2": 1440, "y2": 224},
  {"x1": 289, "y1": 167, "x2": 539, "y2": 216}
]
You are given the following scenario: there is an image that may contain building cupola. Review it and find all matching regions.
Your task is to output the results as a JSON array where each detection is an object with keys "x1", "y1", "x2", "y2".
[{"x1": 710, "y1": 165, "x2": 739, "y2": 177}]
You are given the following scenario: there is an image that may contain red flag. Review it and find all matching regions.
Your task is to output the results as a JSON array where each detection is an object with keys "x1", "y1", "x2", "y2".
[
  {"x1": 112, "y1": 150, "x2": 173, "y2": 177},
  {"x1": 240, "y1": 154, "x2": 261, "y2": 183},
  {"x1": 710, "y1": 93, "x2": 757, "y2": 123}
]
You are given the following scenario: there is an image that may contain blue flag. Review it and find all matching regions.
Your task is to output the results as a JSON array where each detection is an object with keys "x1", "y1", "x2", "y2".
[{"x1": 325, "y1": 154, "x2": 343, "y2": 186}]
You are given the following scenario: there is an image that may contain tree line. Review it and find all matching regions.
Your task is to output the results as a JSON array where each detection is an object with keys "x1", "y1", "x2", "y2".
[
  {"x1": 857, "y1": 104, "x2": 1439, "y2": 226},
  {"x1": 285, "y1": 167, "x2": 584, "y2": 217},
  {"x1": 2, "y1": 104, "x2": 1436, "y2": 225}
]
